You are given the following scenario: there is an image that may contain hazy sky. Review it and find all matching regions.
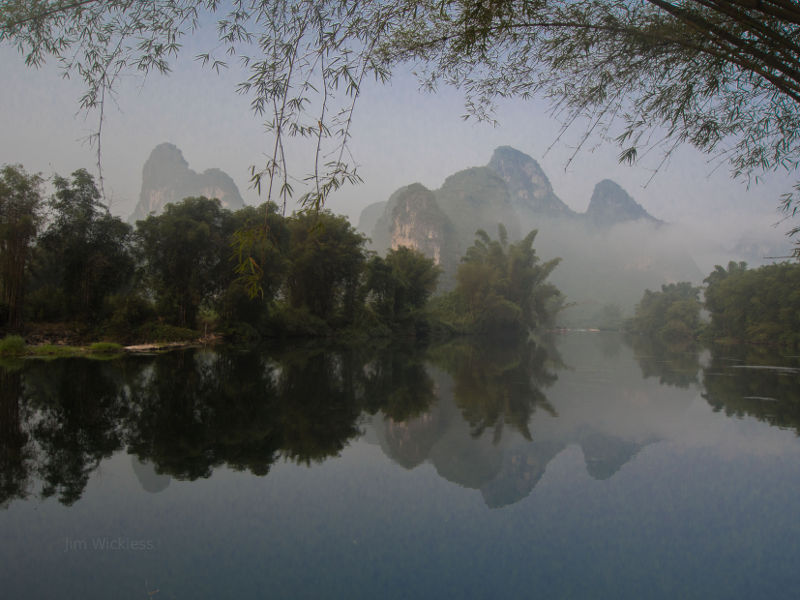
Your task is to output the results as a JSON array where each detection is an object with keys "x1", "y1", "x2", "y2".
[{"x1": 1, "y1": 33, "x2": 797, "y2": 254}]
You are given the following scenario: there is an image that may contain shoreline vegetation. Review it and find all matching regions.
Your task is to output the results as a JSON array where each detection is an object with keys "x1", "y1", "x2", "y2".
[
  {"x1": 626, "y1": 261, "x2": 800, "y2": 351},
  {"x1": 2, "y1": 167, "x2": 799, "y2": 354},
  {"x1": 1, "y1": 167, "x2": 568, "y2": 352},
  {"x1": 0, "y1": 334, "x2": 213, "y2": 359}
]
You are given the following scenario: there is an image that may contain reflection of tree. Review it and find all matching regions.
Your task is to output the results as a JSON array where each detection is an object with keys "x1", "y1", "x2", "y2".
[
  {"x1": 23, "y1": 359, "x2": 129, "y2": 505},
  {"x1": 702, "y1": 350, "x2": 800, "y2": 434},
  {"x1": 0, "y1": 367, "x2": 32, "y2": 506},
  {"x1": 628, "y1": 335, "x2": 701, "y2": 388},
  {"x1": 126, "y1": 350, "x2": 285, "y2": 479},
  {"x1": 126, "y1": 345, "x2": 373, "y2": 475},
  {"x1": 0, "y1": 342, "x2": 444, "y2": 506},
  {"x1": 429, "y1": 337, "x2": 560, "y2": 442},
  {"x1": 273, "y1": 348, "x2": 364, "y2": 465},
  {"x1": 362, "y1": 343, "x2": 437, "y2": 423}
]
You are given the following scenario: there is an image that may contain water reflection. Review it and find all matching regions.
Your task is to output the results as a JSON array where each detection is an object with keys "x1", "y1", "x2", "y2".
[
  {"x1": 2, "y1": 343, "x2": 435, "y2": 505},
  {"x1": 131, "y1": 457, "x2": 170, "y2": 493},
  {"x1": 428, "y1": 337, "x2": 561, "y2": 441},
  {"x1": 702, "y1": 347, "x2": 800, "y2": 435},
  {"x1": 0, "y1": 367, "x2": 29, "y2": 507},
  {"x1": 626, "y1": 335, "x2": 800, "y2": 434},
  {"x1": 15, "y1": 358, "x2": 131, "y2": 505},
  {"x1": 2, "y1": 334, "x2": 800, "y2": 510},
  {"x1": 373, "y1": 336, "x2": 563, "y2": 507},
  {"x1": 628, "y1": 335, "x2": 702, "y2": 388}
]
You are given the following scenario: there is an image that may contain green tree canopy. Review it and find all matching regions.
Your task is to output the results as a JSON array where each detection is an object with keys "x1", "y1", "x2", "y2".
[
  {"x1": 136, "y1": 196, "x2": 235, "y2": 328},
  {"x1": 703, "y1": 261, "x2": 800, "y2": 348},
  {"x1": 0, "y1": 164, "x2": 43, "y2": 329},
  {"x1": 629, "y1": 281, "x2": 702, "y2": 344},
  {"x1": 33, "y1": 168, "x2": 134, "y2": 321},
  {"x1": 448, "y1": 224, "x2": 564, "y2": 334},
  {"x1": 284, "y1": 211, "x2": 367, "y2": 324},
  {"x1": 365, "y1": 245, "x2": 440, "y2": 324}
]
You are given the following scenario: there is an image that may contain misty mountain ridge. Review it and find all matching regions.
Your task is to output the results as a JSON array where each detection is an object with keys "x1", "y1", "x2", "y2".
[
  {"x1": 487, "y1": 145, "x2": 575, "y2": 219},
  {"x1": 585, "y1": 179, "x2": 662, "y2": 227},
  {"x1": 359, "y1": 146, "x2": 700, "y2": 326},
  {"x1": 363, "y1": 146, "x2": 662, "y2": 253},
  {"x1": 129, "y1": 143, "x2": 244, "y2": 222}
]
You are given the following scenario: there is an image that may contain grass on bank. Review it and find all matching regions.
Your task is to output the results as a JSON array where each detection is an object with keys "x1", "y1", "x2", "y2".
[
  {"x1": 0, "y1": 331, "x2": 200, "y2": 360},
  {"x1": 0, "y1": 335, "x2": 26, "y2": 357}
]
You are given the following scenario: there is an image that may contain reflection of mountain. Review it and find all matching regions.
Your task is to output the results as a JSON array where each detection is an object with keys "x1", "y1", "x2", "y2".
[
  {"x1": 379, "y1": 413, "x2": 445, "y2": 470},
  {"x1": 484, "y1": 430, "x2": 651, "y2": 508},
  {"x1": 8, "y1": 333, "x2": 796, "y2": 510},
  {"x1": 578, "y1": 431, "x2": 648, "y2": 481},
  {"x1": 480, "y1": 441, "x2": 564, "y2": 508},
  {"x1": 130, "y1": 456, "x2": 170, "y2": 494},
  {"x1": 370, "y1": 336, "x2": 658, "y2": 508},
  {"x1": 372, "y1": 388, "x2": 655, "y2": 509}
]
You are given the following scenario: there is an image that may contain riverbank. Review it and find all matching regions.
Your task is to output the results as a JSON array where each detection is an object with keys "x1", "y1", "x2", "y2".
[{"x1": 0, "y1": 333, "x2": 220, "y2": 360}]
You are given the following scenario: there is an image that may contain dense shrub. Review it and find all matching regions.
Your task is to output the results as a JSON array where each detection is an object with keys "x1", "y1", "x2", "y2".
[
  {"x1": 704, "y1": 261, "x2": 800, "y2": 348},
  {"x1": 629, "y1": 282, "x2": 702, "y2": 344},
  {"x1": 0, "y1": 335, "x2": 26, "y2": 356}
]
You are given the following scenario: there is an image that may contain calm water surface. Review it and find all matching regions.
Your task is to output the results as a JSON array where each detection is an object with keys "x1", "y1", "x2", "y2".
[{"x1": 2, "y1": 333, "x2": 800, "y2": 599}]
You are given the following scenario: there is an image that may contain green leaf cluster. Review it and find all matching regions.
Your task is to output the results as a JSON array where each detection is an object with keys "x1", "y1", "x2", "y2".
[
  {"x1": 2, "y1": 165, "x2": 447, "y2": 342},
  {"x1": 30, "y1": 169, "x2": 134, "y2": 323},
  {"x1": 704, "y1": 260, "x2": 800, "y2": 348},
  {"x1": 433, "y1": 224, "x2": 564, "y2": 335},
  {"x1": 630, "y1": 260, "x2": 800, "y2": 349},
  {"x1": 365, "y1": 246, "x2": 441, "y2": 327},
  {"x1": 629, "y1": 282, "x2": 703, "y2": 345},
  {"x1": 0, "y1": 165, "x2": 43, "y2": 329}
]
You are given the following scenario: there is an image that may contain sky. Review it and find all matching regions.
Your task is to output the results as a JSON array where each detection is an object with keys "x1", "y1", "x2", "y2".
[{"x1": 1, "y1": 29, "x2": 797, "y2": 257}]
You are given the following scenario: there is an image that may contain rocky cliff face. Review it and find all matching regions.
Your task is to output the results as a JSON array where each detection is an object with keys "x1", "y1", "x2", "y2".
[
  {"x1": 129, "y1": 143, "x2": 245, "y2": 222},
  {"x1": 387, "y1": 184, "x2": 454, "y2": 267},
  {"x1": 361, "y1": 147, "x2": 659, "y2": 261},
  {"x1": 436, "y1": 166, "x2": 521, "y2": 246},
  {"x1": 487, "y1": 145, "x2": 575, "y2": 219},
  {"x1": 585, "y1": 179, "x2": 661, "y2": 226}
]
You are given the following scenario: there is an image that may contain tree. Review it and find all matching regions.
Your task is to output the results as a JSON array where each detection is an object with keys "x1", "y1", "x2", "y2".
[
  {"x1": 449, "y1": 224, "x2": 564, "y2": 334},
  {"x1": 3, "y1": 1, "x2": 800, "y2": 245},
  {"x1": 136, "y1": 196, "x2": 234, "y2": 328},
  {"x1": 365, "y1": 246, "x2": 440, "y2": 324},
  {"x1": 32, "y1": 168, "x2": 134, "y2": 321},
  {"x1": 0, "y1": 164, "x2": 43, "y2": 329},
  {"x1": 629, "y1": 281, "x2": 702, "y2": 344},
  {"x1": 703, "y1": 261, "x2": 800, "y2": 347},
  {"x1": 284, "y1": 211, "x2": 367, "y2": 324},
  {"x1": 222, "y1": 203, "x2": 290, "y2": 331}
]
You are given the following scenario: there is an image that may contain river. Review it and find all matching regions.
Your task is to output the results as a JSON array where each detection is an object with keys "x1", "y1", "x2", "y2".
[{"x1": 2, "y1": 332, "x2": 799, "y2": 598}]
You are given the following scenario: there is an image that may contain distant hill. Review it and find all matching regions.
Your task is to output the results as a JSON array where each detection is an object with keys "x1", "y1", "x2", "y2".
[
  {"x1": 357, "y1": 201, "x2": 388, "y2": 239},
  {"x1": 129, "y1": 143, "x2": 244, "y2": 222},
  {"x1": 487, "y1": 145, "x2": 575, "y2": 219},
  {"x1": 585, "y1": 179, "x2": 662, "y2": 227},
  {"x1": 358, "y1": 146, "x2": 701, "y2": 327}
]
